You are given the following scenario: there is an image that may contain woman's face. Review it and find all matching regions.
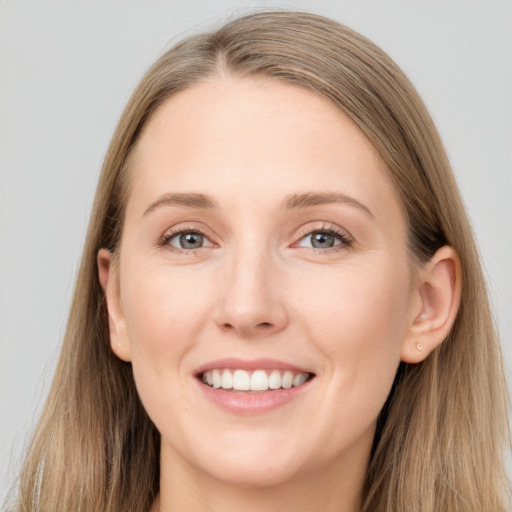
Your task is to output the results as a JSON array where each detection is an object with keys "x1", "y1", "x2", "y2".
[{"x1": 108, "y1": 76, "x2": 422, "y2": 486}]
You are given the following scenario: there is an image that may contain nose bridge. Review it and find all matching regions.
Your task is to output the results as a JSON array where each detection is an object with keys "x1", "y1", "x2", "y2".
[
  {"x1": 234, "y1": 228, "x2": 271, "y2": 279},
  {"x1": 215, "y1": 233, "x2": 287, "y2": 336}
]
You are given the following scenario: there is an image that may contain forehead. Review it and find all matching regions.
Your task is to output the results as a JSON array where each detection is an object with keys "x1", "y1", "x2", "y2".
[{"x1": 126, "y1": 76, "x2": 402, "y2": 224}]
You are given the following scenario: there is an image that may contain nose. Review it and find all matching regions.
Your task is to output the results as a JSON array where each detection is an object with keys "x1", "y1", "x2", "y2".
[{"x1": 214, "y1": 245, "x2": 288, "y2": 338}]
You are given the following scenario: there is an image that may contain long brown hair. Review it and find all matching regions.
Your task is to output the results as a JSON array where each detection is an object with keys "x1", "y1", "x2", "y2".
[{"x1": 10, "y1": 10, "x2": 510, "y2": 511}]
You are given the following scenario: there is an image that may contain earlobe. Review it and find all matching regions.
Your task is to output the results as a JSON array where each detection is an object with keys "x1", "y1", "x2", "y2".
[
  {"x1": 97, "y1": 249, "x2": 131, "y2": 362},
  {"x1": 401, "y1": 246, "x2": 462, "y2": 364}
]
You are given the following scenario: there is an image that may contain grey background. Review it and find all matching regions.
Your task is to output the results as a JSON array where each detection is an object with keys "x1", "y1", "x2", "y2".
[{"x1": 1, "y1": 0, "x2": 511, "y2": 501}]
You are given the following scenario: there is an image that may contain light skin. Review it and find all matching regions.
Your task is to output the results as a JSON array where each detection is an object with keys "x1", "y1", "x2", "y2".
[{"x1": 98, "y1": 76, "x2": 461, "y2": 512}]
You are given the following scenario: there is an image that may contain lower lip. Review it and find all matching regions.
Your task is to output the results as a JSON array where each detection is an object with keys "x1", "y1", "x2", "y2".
[{"x1": 196, "y1": 378, "x2": 314, "y2": 414}]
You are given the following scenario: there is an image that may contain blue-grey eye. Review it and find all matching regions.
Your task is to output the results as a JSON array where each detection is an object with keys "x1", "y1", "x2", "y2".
[
  {"x1": 311, "y1": 231, "x2": 335, "y2": 248},
  {"x1": 308, "y1": 231, "x2": 339, "y2": 249},
  {"x1": 168, "y1": 232, "x2": 211, "y2": 250},
  {"x1": 296, "y1": 229, "x2": 349, "y2": 249}
]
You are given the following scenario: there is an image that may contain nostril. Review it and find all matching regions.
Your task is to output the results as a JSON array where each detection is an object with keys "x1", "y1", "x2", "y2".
[{"x1": 219, "y1": 320, "x2": 280, "y2": 335}]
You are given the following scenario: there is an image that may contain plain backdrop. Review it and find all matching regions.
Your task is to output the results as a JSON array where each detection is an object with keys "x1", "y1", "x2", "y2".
[{"x1": 1, "y1": 0, "x2": 511, "y2": 501}]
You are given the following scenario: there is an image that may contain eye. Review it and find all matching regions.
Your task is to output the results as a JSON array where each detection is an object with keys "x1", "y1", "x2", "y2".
[
  {"x1": 295, "y1": 227, "x2": 352, "y2": 250},
  {"x1": 165, "y1": 231, "x2": 214, "y2": 250}
]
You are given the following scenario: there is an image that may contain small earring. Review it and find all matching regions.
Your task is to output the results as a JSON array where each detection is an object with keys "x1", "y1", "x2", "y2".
[
  {"x1": 117, "y1": 342, "x2": 121, "y2": 347},
  {"x1": 416, "y1": 342, "x2": 423, "y2": 351}
]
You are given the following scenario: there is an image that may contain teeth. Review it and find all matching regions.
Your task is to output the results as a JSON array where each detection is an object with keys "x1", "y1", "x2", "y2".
[
  {"x1": 233, "y1": 370, "x2": 250, "y2": 390},
  {"x1": 268, "y1": 369, "x2": 281, "y2": 389},
  {"x1": 221, "y1": 370, "x2": 233, "y2": 390},
  {"x1": 293, "y1": 372, "x2": 308, "y2": 387},
  {"x1": 201, "y1": 369, "x2": 310, "y2": 391},
  {"x1": 212, "y1": 369, "x2": 222, "y2": 389},
  {"x1": 282, "y1": 371, "x2": 293, "y2": 389},
  {"x1": 250, "y1": 370, "x2": 268, "y2": 391}
]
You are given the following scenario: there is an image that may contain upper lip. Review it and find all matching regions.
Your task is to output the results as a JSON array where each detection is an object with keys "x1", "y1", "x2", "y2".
[{"x1": 194, "y1": 358, "x2": 314, "y2": 377}]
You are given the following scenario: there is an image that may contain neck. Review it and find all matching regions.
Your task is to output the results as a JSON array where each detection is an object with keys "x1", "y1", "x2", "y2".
[{"x1": 152, "y1": 438, "x2": 370, "y2": 512}]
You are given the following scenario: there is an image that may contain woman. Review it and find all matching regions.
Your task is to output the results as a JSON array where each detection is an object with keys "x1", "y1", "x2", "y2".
[{"x1": 10, "y1": 10, "x2": 510, "y2": 512}]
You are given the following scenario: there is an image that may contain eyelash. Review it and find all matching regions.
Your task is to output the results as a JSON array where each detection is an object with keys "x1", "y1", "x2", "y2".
[
  {"x1": 157, "y1": 225, "x2": 208, "y2": 255},
  {"x1": 294, "y1": 224, "x2": 353, "y2": 253},
  {"x1": 158, "y1": 223, "x2": 353, "y2": 255}
]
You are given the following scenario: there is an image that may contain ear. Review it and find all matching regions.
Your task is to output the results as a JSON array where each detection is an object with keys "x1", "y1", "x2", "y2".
[
  {"x1": 97, "y1": 248, "x2": 131, "y2": 362},
  {"x1": 401, "y1": 246, "x2": 462, "y2": 364}
]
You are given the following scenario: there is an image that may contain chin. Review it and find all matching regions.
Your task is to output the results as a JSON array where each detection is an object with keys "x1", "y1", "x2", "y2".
[
  {"x1": 177, "y1": 433, "x2": 313, "y2": 488},
  {"x1": 199, "y1": 455, "x2": 307, "y2": 488}
]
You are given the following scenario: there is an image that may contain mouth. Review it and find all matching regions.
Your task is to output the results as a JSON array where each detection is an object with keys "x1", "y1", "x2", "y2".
[
  {"x1": 194, "y1": 358, "x2": 316, "y2": 413},
  {"x1": 199, "y1": 368, "x2": 314, "y2": 393}
]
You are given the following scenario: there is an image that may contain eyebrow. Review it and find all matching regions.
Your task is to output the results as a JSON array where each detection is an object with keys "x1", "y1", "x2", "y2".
[
  {"x1": 283, "y1": 192, "x2": 374, "y2": 218},
  {"x1": 143, "y1": 193, "x2": 218, "y2": 217},
  {"x1": 142, "y1": 191, "x2": 373, "y2": 218}
]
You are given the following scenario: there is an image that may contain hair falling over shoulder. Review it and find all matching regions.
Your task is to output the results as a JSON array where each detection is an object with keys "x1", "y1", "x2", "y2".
[{"x1": 7, "y1": 10, "x2": 510, "y2": 512}]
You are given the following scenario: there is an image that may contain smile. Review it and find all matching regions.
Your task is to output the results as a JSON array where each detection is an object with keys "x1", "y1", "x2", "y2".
[
  {"x1": 201, "y1": 369, "x2": 311, "y2": 392},
  {"x1": 195, "y1": 359, "x2": 316, "y2": 413}
]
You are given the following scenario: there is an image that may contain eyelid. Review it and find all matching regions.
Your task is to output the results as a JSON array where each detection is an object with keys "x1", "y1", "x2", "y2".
[
  {"x1": 292, "y1": 222, "x2": 353, "y2": 250},
  {"x1": 158, "y1": 223, "x2": 217, "y2": 252},
  {"x1": 168, "y1": 231, "x2": 215, "y2": 249}
]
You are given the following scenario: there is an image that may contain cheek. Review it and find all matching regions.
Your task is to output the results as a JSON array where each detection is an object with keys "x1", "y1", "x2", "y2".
[
  {"x1": 296, "y1": 262, "x2": 411, "y2": 430},
  {"x1": 299, "y1": 260, "x2": 411, "y2": 354},
  {"x1": 122, "y1": 263, "x2": 212, "y2": 354},
  {"x1": 119, "y1": 263, "x2": 216, "y2": 413}
]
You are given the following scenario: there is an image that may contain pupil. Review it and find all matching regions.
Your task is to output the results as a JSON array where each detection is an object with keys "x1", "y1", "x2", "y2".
[
  {"x1": 311, "y1": 231, "x2": 334, "y2": 248},
  {"x1": 180, "y1": 232, "x2": 203, "y2": 249}
]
